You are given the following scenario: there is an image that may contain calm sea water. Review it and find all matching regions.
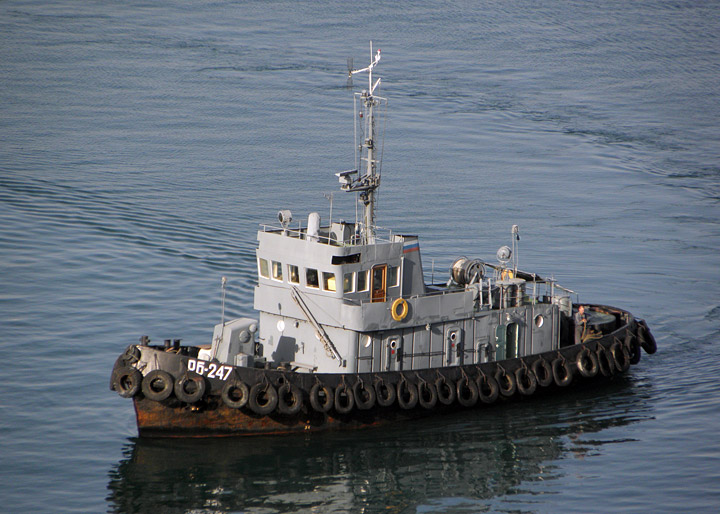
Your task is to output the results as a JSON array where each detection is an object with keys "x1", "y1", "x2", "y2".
[{"x1": 2, "y1": 1, "x2": 719, "y2": 512}]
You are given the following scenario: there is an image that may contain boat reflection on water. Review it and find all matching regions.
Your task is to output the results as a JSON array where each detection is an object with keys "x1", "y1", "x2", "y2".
[{"x1": 107, "y1": 377, "x2": 653, "y2": 513}]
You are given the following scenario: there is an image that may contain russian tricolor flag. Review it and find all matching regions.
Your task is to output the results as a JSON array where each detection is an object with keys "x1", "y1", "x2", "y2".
[{"x1": 403, "y1": 240, "x2": 419, "y2": 254}]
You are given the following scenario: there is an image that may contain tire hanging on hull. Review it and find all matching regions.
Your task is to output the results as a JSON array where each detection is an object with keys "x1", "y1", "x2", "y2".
[
  {"x1": 175, "y1": 372, "x2": 206, "y2": 404},
  {"x1": 113, "y1": 366, "x2": 142, "y2": 398},
  {"x1": 375, "y1": 377, "x2": 397, "y2": 407},
  {"x1": 576, "y1": 347, "x2": 599, "y2": 378},
  {"x1": 494, "y1": 367, "x2": 517, "y2": 397},
  {"x1": 532, "y1": 357, "x2": 554, "y2": 387},
  {"x1": 456, "y1": 375, "x2": 479, "y2": 407},
  {"x1": 417, "y1": 380, "x2": 438, "y2": 409},
  {"x1": 310, "y1": 382, "x2": 333, "y2": 413},
  {"x1": 142, "y1": 370, "x2": 174, "y2": 401},
  {"x1": 552, "y1": 357, "x2": 573, "y2": 387},
  {"x1": 476, "y1": 372, "x2": 499, "y2": 404},
  {"x1": 277, "y1": 382, "x2": 303, "y2": 415},
  {"x1": 353, "y1": 379, "x2": 377, "y2": 410},
  {"x1": 221, "y1": 379, "x2": 250, "y2": 409},
  {"x1": 248, "y1": 381, "x2": 278, "y2": 415},
  {"x1": 515, "y1": 366, "x2": 537, "y2": 396}
]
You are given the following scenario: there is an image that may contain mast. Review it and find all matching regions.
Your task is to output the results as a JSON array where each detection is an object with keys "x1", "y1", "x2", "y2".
[{"x1": 336, "y1": 42, "x2": 387, "y2": 245}]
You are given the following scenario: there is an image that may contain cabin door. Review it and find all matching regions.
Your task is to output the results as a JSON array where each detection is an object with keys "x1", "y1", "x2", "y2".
[{"x1": 371, "y1": 265, "x2": 387, "y2": 303}]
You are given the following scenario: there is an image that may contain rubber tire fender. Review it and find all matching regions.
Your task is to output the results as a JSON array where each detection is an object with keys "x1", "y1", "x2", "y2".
[
  {"x1": 113, "y1": 366, "x2": 142, "y2": 398},
  {"x1": 456, "y1": 375, "x2": 479, "y2": 407},
  {"x1": 221, "y1": 379, "x2": 250, "y2": 409},
  {"x1": 476, "y1": 373, "x2": 499, "y2": 404},
  {"x1": 309, "y1": 382, "x2": 333, "y2": 413},
  {"x1": 334, "y1": 383, "x2": 355, "y2": 414},
  {"x1": 121, "y1": 345, "x2": 141, "y2": 365},
  {"x1": 375, "y1": 378, "x2": 397, "y2": 407},
  {"x1": 417, "y1": 381, "x2": 438, "y2": 409},
  {"x1": 396, "y1": 380, "x2": 418, "y2": 410},
  {"x1": 494, "y1": 367, "x2": 517, "y2": 397},
  {"x1": 248, "y1": 381, "x2": 278, "y2": 415},
  {"x1": 576, "y1": 347, "x2": 599, "y2": 378},
  {"x1": 532, "y1": 357, "x2": 554, "y2": 387},
  {"x1": 141, "y1": 369, "x2": 174, "y2": 401},
  {"x1": 353, "y1": 380, "x2": 377, "y2": 410},
  {"x1": 552, "y1": 358, "x2": 573, "y2": 387},
  {"x1": 638, "y1": 320, "x2": 657, "y2": 355},
  {"x1": 175, "y1": 372, "x2": 207, "y2": 404},
  {"x1": 435, "y1": 377, "x2": 457, "y2": 405},
  {"x1": 595, "y1": 346, "x2": 614, "y2": 377},
  {"x1": 515, "y1": 366, "x2": 537, "y2": 396},
  {"x1": 277, "y1": 382, "x2": 303, "y2": 416},
  {"x1": 625, "y1": 331, "x2": 641, "y2": 365},
  {"x1": 611, "y1": 341, "x2": 631, "y2": 372}
]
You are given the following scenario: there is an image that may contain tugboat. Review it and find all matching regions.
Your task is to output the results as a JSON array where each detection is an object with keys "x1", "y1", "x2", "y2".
[{"x1": 110, "y1": 46, "x2": 657, "y2": 437}]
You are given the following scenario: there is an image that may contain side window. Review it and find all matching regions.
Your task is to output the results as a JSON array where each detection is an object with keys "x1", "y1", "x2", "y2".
[
  {"x1": 258, "y1": 258, "x2": 269, "y2": 278},
  {"x1": 288, "y1": 264, "x2": 300, "y2": 284},
  {"x1": 271, "y1": 261, "x2": 283, "y2": 281},
  {"x1": 306, "y1": 268, "x2": 319, "y2": 288},
  {"x1": 343, "y1": 272, "x2": 354, "y2": 293},
  {"x1": 387, "y1": 266, "x2": 399, "y2": 288},
  {"x1": 357, "y1": 270, "x2": 369, "y2": 292},
  {"x1": 322, "y1": 272, "x2": 336, "y2": 292}
]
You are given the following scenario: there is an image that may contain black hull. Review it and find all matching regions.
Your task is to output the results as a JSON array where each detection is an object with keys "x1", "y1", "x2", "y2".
[{"x1": 111, "y1": 305, "x2": 656, "y2": 437}]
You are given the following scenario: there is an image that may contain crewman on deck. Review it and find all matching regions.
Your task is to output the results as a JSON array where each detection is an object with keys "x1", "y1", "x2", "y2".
[{"x1": 574, "y1": 305, "x2": 587, "y2": 344}]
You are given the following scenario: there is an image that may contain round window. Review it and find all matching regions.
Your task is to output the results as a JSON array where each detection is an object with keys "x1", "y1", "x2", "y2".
[{"x1": 534, "y1": 315, "x2": 544, "y2": 328}]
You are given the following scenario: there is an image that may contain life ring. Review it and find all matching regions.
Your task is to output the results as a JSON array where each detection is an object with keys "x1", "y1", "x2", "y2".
[
  {"x1": 113, "y1": 366, "x2": 142, "y2": 398},
  {"x1": 334, "y1": 383, "x2": 355, "y2": 414},
  {"x1": 375, "y1": 378, "x2": 397, "y2": 407},
  {"x1": 494, "y1": 367, "x2": 517, "y2": 397},
  {"x1": 610, "y1": 341, "x2": 630, "y2": 372},
  {"x1": 391, "y1": 298, "x2": 409, "y2": 322},
  {"x1": 353, "y1": 379, "x2": 377, "y2": 410},
  {"x1": 637, "y1": 320, "x2": 657, "y2": 355},
  {"x1": 396, "y1": 379, "x2": 418, "y2": 409},
  {"x1": 476, "y1": 373, "x2": 499, "y2": 404},
  {"x1": 277, "y1": 382, "x2": 303, "y2": 415},
  {"x1": 531, "y1": 358, "x2": 554, "y2": 387},
  {"x1": 435, "y1": 376, "x2": 457, "y2": 405},
  {"x1": 141, "y1": 369, "x2": 174, "y2": 401},
  {"x1": 174, "y1": 372, "x2": 206, "y2": 403},
  {"x1": 575, "y1": 347, "x2": 599, "y2": 378},
  {"x1": 309, "y1": 382, "x2": 333, "y2": 412},
  {"x1": 456, "y1": 375, "x2": 479, "y2": 407},
  {"x1": 552, "y1": 358, "x2": 573, "y2": 387},
  {"x1": 221, "y1": 379, "x2": 250, "y2": 409},
  {"x1": 417, "y1": 381, "x2": 438, "y2": 409},
  {"x1": 248, "y1": 381, "x2": 278, "y2": 415},
  {"x1": 515, "y1": 366, "x2": 537, "y2": 396},
  {"x1": 595, "y1": 346, "x2": 614, "y2": 377}
]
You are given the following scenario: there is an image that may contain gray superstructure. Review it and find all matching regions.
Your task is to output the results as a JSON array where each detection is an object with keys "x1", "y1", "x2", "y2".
[{"x1": 213, "y1": 44, "x2": 564, "y2": 376}]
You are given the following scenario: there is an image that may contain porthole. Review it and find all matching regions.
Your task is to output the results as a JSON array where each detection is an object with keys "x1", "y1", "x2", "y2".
[
  {"x1": 534, "y1": 315, "x2": 544, "y2": 328},
  {"x1": 364, "y1": 335, "x2": 372, "y2": 348}
]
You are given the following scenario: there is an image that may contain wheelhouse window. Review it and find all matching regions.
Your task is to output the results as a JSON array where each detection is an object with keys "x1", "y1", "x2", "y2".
[
  {"x1": 271, "y1": 261, "x2": 283, "y2": 281},
  {"x1": 343, "y1": 272, "x2": 354, "y2": 293},
  {"x1": 322, "y1": 272, "x2": 336, "y2": 292},
  {"x1": 357, "y1": 270, "x2": 369, "y2": 292},
  {"x1": 258, "y1": 258, "x2": 269, "y2": 278},
  {"x1": 387, "y1": 266, "x2": 399, "y2": 288},
  {"x1": 288, "y1": 264, "x2": 300, "y2": 284},
  {"x1": 306, "y1": 268, "x2": 319, "y2": 288}
]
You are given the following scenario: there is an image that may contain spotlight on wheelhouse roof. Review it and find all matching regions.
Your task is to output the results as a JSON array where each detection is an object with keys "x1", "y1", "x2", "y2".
[{"x1": 278, "y1": 210, "x2": 292, "y2": 228}]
